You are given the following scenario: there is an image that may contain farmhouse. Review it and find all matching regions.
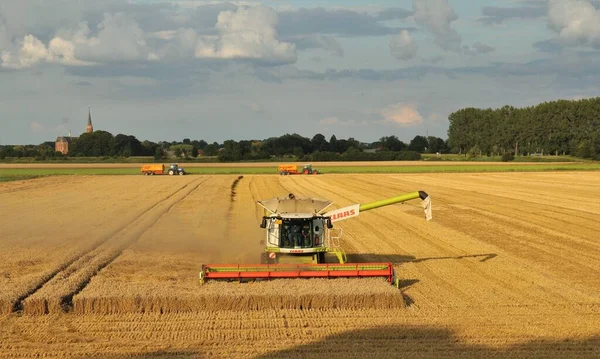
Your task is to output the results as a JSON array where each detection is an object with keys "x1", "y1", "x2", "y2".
[{"x1": 55, "y1": 107, "x2": 94, "y2": 155}]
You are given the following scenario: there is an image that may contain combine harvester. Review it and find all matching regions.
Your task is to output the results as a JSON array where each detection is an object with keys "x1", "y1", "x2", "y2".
[{"x1": 200, "y1": 191, "x2": 432, "y2": 288}]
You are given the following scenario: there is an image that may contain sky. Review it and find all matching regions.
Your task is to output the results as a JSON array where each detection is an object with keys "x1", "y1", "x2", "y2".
[{"x1": 1, "y1": 0, "x2": 600, "y2": 145}]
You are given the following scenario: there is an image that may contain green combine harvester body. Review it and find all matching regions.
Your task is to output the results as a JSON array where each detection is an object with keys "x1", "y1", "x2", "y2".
[{"x1": 199, "y1": 191, "x2": 432, "y2": 287}]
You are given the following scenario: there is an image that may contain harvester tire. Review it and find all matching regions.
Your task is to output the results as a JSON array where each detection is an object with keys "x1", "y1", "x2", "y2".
[
  {"x1": 317, "y1": 252, "x2": 326, "y2": 263},
  {"x1": 168, "y1": 170, "x2": 174, "y2": 175},
  {"x1": 178, "y1": 171, "x2": 184, "y2": 175}
]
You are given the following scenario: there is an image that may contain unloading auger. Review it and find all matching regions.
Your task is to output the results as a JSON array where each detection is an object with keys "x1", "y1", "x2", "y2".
[{"x1": 199, "y1": 191, "x2": 432, "y2": 287}]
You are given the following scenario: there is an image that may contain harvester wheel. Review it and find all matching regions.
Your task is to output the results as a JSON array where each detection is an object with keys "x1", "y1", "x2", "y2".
[
  {"x1": 168, "y1": 170, "x2": 174, "y2": 175},
  {"x1": 178, "y1": 171, "x2": 184, "y2": 175},
  {"x1": 317, "y1": 252, "x2": 326, "y2": 263}
]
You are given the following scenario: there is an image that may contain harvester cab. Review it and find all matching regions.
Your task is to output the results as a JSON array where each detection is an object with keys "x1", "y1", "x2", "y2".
[
  {"x1": 258, "y1": 194, "x2": 335, "y2": 263},
  {"x1": 199, "y1": 190, "x2": 432, "y2": 287},
  {"x1": 167, "y1": 163, "x2": 186, "y2": 175}
]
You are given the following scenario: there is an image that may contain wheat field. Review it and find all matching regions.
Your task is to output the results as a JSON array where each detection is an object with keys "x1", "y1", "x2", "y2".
[{"x1": 1, "y1": 172, "x2": 599, "y2": 358}]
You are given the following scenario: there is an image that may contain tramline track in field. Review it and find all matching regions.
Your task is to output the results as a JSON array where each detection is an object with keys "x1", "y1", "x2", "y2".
[{"x1": 17, "y1": 177, "x2": 208, "y2": 314}]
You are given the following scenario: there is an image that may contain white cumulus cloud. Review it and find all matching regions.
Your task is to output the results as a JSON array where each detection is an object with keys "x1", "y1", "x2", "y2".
[
  {"x1": 195, "y1": 6, "x2": 296, "y2": 64},
  {"x1": 390, "y1": 30, "x2": 418, "y2": 60},
  {"x1": 381, "y1": 103, "x2": 424, "y2": 127},
  {"x1": 548, "y1": 0, "x2": 600, "y2": 47},
  {"x1": 1, "y1": 34, "x2": 48, "y2": 69},
  {"x1": 412, "y1": 0, "x2": 462, "y2": 52},
  {"x1": 0, "y1": 5, "x2": 296, "y2": 69},
  {"x1": 74, "y1": 13, "x2": 157, "y2": 63}
]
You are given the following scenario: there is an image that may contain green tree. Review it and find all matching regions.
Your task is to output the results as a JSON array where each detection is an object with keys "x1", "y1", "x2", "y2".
[
  {"x1": 204, "y1": 143, "x2": 219, "y2": 156},
  {"x1": 379, "y1": 136, "x2": 406, "y2": 151},
  {"x1": 311, "y1": 134, "x2": 329, "y2": 152},
  {"x1": 154, "y1": 147, "x2": 164, "y2": 160},
  {"x1": 329, "y1": 135, "x2": 338, "y2": 153},
  {"x1": 408, "y1": 135, "x2": 429, "y2": 153}
]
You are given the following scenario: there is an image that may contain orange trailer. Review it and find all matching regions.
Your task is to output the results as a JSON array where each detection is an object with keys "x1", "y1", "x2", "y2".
[
  {"x1": 140, "y1": 164, "x2": 164, "y2": 175},
  {"x1": 278, "y1": 164, "x2": 299, "y2": 174}
]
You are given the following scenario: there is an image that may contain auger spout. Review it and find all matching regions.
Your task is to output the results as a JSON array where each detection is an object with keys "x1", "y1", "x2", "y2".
[{"x1": 325, "y1": 191, "x2": 432, "y2": 223}]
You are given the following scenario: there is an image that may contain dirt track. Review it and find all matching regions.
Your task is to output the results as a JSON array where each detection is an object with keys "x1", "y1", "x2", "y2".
[{"x1": 1, "y1": 173, "x2": 599, "y2": 358}]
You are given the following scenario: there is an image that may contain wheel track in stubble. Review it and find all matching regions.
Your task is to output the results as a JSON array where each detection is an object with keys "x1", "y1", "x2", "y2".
[{"x1": 16, "y1": 176, "x2": 208, "y2": 314}]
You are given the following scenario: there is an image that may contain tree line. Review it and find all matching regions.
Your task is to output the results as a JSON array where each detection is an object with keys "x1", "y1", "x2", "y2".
[
  {"x1": 447, "y1": 97, "x2": 600, "y2": 159},
  {"x1": 0, "y1": 131, "x2": 448, "y2": 162}
]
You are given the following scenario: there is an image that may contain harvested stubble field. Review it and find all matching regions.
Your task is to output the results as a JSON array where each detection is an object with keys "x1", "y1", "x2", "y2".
[{"x1": 1, "y1": 171, "x2": 600, "y2": 358}]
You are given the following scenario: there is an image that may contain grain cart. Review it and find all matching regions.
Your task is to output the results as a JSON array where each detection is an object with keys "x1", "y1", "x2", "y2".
[
  {"x1": 199, "y1": 191, "x2": 432, "y2": 287},
  {"x1": 141, "y1": 163, "x2": 186, "y2": 175},
  {"x1": 141, "y1": 164, "x2": 165, "y2": 175},
  {"x1": 278, "y1": 164, "x2": 319, "y2": 175}
]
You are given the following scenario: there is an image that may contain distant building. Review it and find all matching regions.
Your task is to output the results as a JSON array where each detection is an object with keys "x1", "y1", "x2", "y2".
[
  {"x1": 55, "y1": 107, "x2": 94, "y2": 155},
  {"x1": 86, "y1": 106, "x2": 93, "y2": 133},
  {"x1": 55, "y1": 135, "x2": 73, "y2": 155}
]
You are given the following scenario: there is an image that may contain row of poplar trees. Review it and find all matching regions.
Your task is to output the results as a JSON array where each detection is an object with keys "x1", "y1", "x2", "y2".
[{"x1": 447, "y1": 97, "x2": 600, "y2": 158}]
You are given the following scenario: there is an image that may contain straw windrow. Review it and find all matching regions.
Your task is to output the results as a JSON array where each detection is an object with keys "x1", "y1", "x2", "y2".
[{"x1": 73, "y1": 278, "x2": 405, "y2": 314}]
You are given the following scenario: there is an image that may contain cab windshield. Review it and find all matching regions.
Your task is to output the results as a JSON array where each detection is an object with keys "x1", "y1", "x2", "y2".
[{"x1": 280, "y1": 219, "x2": 313, "y2": 249}]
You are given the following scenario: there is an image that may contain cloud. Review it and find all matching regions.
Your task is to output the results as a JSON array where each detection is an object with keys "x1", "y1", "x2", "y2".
[
  {"x1": 412, "y1": 0, "x2": 462, "y2": 52},
  {"x1": 0, "y1": 13, "x2": 11, "y2": 51},
  {"x1": 0, "y1": 2, "x2": 422, "y2": 69},
  {"x1": 381, "y1": 103, "x2": 424, "y2": 126},
  {"x1": 286, "y1": 35, "x2": 343, "y2": 57},
  {"x1": 375, "y1": 8, "x2": 413, "y2": 21},
  {"x1": 29, "y1": 121, "x2": 44, "y2": 133},
  {"x1": 426, "y1": 55, "x2": 444, "y2": 64},
  {"x1": 547, "y1": 0, "x2": 600, "y2": 48},
  {"x1": 319, "y1": 117, "x2": 367, "y2": 127},
  {"x1": 194, "y1": 6, "x2": 296, "y2": 64},
  {"x1": 73, "y1": 13, "x2": 157, "y2": 63},
  {"x1": 472, "y1": 42, "x2": 495, "y2": 54},
  {"x1": 320, "y1": 117, "x2": 340, "y2": 125},
  {"x1": 0, "y1": 5, "x2": 297, "y2": 69},
  {"x1": 533, "y1": 39, "x2": 564, "y2": 53},
  {"x1": 246, "y1": 102, "x2": 265, "y2": 113},
  {"x1": 278, "y1": 7, "x2": 411, "y2": 37},
  {"x1": 390, "y1": 30, "x2": 418, "y2": 60},
  {"x1": 1, "y1": 35, "x2": 49, "y2": 69},
  {"x1": 479, "y1": 5, "x2": 547, "y2": 25}
]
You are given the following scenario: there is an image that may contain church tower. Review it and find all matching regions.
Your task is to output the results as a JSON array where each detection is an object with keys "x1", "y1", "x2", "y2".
[{"x1": 86, "y1": 106, "x2": 94, "y2": 133}]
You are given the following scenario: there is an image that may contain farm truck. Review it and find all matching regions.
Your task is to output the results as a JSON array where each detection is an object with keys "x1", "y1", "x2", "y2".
[
  {"x1": 199, "y1": 191, "x2": 432, "y2": 287},
  {"x1": 141, "y1": 163, "x2": 186, "y2": 175},
  {"x1": 278, "y1": 164, "x2": 319, "y2": 175}
]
